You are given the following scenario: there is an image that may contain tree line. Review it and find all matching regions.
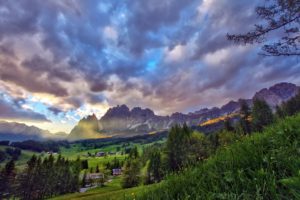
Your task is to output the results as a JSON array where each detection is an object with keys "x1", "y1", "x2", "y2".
[{"x1": 0, "y1": 154, "x2": 81, "y2": 200}]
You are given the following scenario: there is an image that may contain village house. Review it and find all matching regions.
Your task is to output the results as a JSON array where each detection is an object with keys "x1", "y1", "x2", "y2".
[
  {"x1": 85, "y1": 173, "x2": 105, "y2": 187},
  {"x1": 96, "y1": 152, "x2": 105, "y2": 157},
  {"x1": 112, "y1": 168, "x2": 122, "y2": 176}
]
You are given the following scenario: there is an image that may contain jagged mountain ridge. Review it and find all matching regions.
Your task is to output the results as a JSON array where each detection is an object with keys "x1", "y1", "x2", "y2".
[
  {"x1": 68, "y1": 82, "x2": 299, "y2": 140},
  {"x1": 253, "y1": 82, "x2": 299, "y2": 107}
]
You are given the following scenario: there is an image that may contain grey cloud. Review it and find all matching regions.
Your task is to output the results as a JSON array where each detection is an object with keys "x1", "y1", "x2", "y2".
[
  {"x1": 0, "y1": 98, "x2": 49, "y2": 122},
  {"x1": 0, "y1": 60, "x2": 68, "y2": 97},
  {"x1": 22, "y1": 55, "x2": 74, "y2": 82}
]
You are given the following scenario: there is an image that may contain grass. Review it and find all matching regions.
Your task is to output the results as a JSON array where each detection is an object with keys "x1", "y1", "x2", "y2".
[
  {"x1": 0, "y1": 145, "x2": 41, "y2": 170},
  {"x1": 138, "y1": 114, "x2": 300, "y2": 200},
  {"x1": 59, "y1": 140, "x2": 165, "y2": 170},
  {"x1": 50, "y1": 177, "x2": 156, "y2": 200}
]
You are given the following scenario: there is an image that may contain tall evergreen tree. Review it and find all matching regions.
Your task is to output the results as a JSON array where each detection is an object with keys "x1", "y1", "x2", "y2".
[
  {"x1": 0, "y1": 159, "x2": 16, "y2": 199},
  {"x1": 95, "y1": 164, "x2": 100, "y2": 173},
  {"x1": 238, "y1": 100, "x2": 252, "y2": 135},
  {"x1": 166, "y1": 124, "x2": 192, "y2": 171},
  {"x1": 129, "y1": 146, "x2": 139, "y2": 159},
  {"x1": 146, "y1": 149, "x2": 163, "y2": 184},
  {"x1": 122, "y1": 158, "x2": 141, "y2": 188},
  {"x1": 252, "y1": 99, "x2": 274, "y2": 132},
  {"x1": 224, "y1": 117, "x2": 234, "y2": 132}
]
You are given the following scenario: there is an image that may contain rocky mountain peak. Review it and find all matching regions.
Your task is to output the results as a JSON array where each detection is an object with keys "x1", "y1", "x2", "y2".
[
  {"x1": 253, "y1": 82, "x2": 299, "y2": 107},
  {"x1": 86, "y1": 113, "x2": 98, "y2": 121},
  {"x1": 131, "y1": 107, "x2": 155, "y2": 118},
  {"x1": 269, "y1": 82, "x2": 299, "y2": 101},
  {"x1": 101, "y1": 104, "x2": 130, "y2": 120},
  {"x1": 220, "y1": 100, "x2": 240, "y2": 114}
]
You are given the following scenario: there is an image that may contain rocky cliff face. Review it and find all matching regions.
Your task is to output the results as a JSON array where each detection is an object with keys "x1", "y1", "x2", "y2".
[
  {"x1": 68, "y1": 82, "x2": 299, "y2": 140},
  {"x1": 68, "y1": 114, "x2": 105, "y2": 140}
]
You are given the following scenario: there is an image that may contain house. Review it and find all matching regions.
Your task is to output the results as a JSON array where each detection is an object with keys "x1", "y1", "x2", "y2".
[
  {"x1": 86, "y1": 173, "x2": 104, "y2": 180},
  {"x1": 85, "y1": 173, "x2": 105, "y2": 187},
  {"x1": 112, "y1": 168, "x2": 122, "y2": 176},
  {"x1": 96, "y1": 152, "x2": 105, "y2": 157}
]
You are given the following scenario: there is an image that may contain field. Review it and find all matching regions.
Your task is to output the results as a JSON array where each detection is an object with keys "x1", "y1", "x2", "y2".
[
  {"x1": 59, "y1": 139, "x2": 166, "y2": 170},
  {"x1": 51, "y1": 177, "x2": 156, "y2": 200},
  {"x1": 0, "y1": 145, "x2": 41, "y2": 170}
]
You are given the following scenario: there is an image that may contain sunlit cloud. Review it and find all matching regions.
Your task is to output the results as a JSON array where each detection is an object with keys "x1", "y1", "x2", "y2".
[{"x1": 0, "y1": 0, "x2": 299, "y2": 133}]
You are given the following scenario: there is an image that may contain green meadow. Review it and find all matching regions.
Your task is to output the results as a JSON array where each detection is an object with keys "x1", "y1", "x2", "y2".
[{"x1": 51, "y1": 114, "x2": 300, "y2": 200}]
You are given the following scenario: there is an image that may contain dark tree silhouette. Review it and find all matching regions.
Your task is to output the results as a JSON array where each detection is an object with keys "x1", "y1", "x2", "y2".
[
  {"x1": 252, "y1": 99, "x2": 274, "y2": 132},
  {"x1": 227, "y1": 0, "x2": 300, "y2": 56}
]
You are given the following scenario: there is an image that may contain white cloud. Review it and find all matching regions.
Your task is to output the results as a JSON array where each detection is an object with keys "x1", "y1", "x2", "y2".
[
  {"x1": 197, "y1": 0, "x2": 215, "y2": 18},
  {"x1": 164, "y1": 44, "x2": 187, "y2": 63},
  {"x1": 103, "y1": 26, "x2": 118, "y2": 42}
]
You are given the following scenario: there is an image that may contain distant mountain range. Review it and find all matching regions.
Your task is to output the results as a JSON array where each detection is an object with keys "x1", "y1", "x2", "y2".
[
  {"x1": 0, "y1": 121, "x2": 68, "y2": 142},
  {"x1": 68, "y1": 82, "x2": 299, "y2": 140},
  {"x1": 0, "y1": 82, "x2": 298, "y2": 142}
]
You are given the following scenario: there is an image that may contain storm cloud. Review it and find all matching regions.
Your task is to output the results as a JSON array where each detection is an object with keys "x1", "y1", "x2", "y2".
[{"x1": 0, "y1": 0, "x2": 299, "y2": 131}]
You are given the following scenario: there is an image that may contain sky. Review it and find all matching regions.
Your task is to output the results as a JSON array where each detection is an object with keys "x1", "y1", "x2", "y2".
[{"x1": 0, "y1": 0, "x2": 299, "y2": 133}]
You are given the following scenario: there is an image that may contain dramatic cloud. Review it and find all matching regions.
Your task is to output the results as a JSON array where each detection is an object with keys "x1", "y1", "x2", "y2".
[
  {"x1": 0, "y1": 95, "x2": 49, "y2": 122},
  {"x1": 0, "y1": 0, "x2": 299, "y2": 132}
]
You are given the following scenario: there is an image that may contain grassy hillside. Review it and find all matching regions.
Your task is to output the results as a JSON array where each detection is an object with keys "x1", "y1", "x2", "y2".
[
  {"x1": 0, "y1": 145, "x2": 41, "y2": 170},
  {"x1": 138, "y1": 114, "x2": 300, "y2": 200},
  {"x1": 50, "y1": 177, "x2": 155, "y2": 200}
]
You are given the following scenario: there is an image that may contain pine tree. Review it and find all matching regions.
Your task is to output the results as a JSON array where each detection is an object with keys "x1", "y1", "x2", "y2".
[
  {"x1": 252, "y1": 99, "x2": 274, "y2": 132},
  {"x1": 238, "y1": 100, "x2": 252, "y2": 135},
  {"x1": 166, "y1": 124, "x2": 191, "y2": 171},
  {"x1": 122, "y1": 158, "x2": 141, "y2": 188},
  {"x1": 129, "y1": 146, "x2": 139, "y2": 159},
  {"x1": 95, "y1": 164, "x2": 100, "y2": 173},
  {"x1": 224, "y1": 117, "x2": 234, "y2": 132},
  {"x1": 146, "y1": 149, "x2": 163, "y2": 184},
  {"x1": 0, "y1": 159, "x2": 16, "y2": 199},
  {"x1": 82, "y1": 171, "x2": 87, "y2": 187}
]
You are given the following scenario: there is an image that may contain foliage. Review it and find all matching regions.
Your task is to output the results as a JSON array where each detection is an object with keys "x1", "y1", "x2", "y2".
[
  {"x1": 252, "y1": 99, "x2": 274, "y2": 131},
  {"x1": 223, "y1": 117, "x2": 234, "y2": 132},
  {"x1": 122, "y1": 146, "x2": 142, "y2": 188},
  {"x1": 81, "y1": 159, "x2": 89, "y2": 169},
  {"x1": 279, "y1": 92, "x2": 300, "y2": 117},
  {"x1": 122, "y1": 158, "x2": 141, "y2": 188},
  {"x1": 4, "y1": 154, "x2": 82, "y2": 200},
  {"x1": 228, "y1": 0, "x2": 300, "y2": 56},
  {"x1": 0, "y1": 159, "x2": 16, "y2": 199},
  {"x1": 238, "y1": 100, "x2": 252, "y2": 135},
  {"x1": 11, "y1": 140, "x2": 70, "y2": 153},
  {"x1": 0, "y1": 140, "x2": 10, "y2": 146},
  {"x1": 5, "y1": 147, "x2": 21, "y2": 160},
  {"x1": 139, "y1": 114, "x2": 300, "y2": 200},
  {"x1": 0, "y1": 150, "x2": 6, "y2": 163},
  {"x1": 166, "y1": 124, "x2": 192, "y2": 171},
  {"x1": 145, "y1": 149, "x2": 163, "y2": 184}
]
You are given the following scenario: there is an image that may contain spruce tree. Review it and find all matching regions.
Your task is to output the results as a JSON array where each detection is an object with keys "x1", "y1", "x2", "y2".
[
  {"x1": 252, "y1": 99, "x2": 274, "y2": 132},
  {"x1": 239, "y1": 100, "x2": 252, "y2": 135},
  {"x1": 0, "y1": 159, "x2": 16, "y2": 199}
]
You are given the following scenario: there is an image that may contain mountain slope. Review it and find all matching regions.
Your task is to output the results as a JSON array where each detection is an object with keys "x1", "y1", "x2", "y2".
[
  {"x1": 68, "y1": 82, "x2": 299, "y2": 140},
  {"x1": 253, "y1": 82, "x2": 299, "y2": 107},
  {"x1": 0, "y1": 121, "x2": 67, "y2": 142},
  {"x1": 68, "y1": 114, "x2": 106, "y2": 141}
]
